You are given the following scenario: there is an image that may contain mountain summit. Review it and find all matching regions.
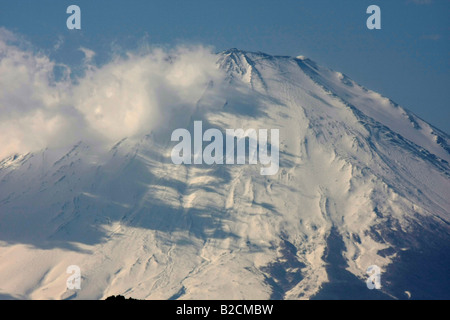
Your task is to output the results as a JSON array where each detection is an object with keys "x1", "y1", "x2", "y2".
[{"x1": 0, "y1": 49, "x2": 449, "y2": 300}]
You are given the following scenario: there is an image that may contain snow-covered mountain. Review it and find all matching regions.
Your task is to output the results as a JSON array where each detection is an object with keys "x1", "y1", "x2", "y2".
[{"x1": 0, "y1": 49, "x2": 449, "y2": 300}]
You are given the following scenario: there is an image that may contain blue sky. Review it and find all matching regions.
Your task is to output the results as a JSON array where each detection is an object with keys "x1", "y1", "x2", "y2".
[{"x1": 0, "y1": 0, "x2": 449, "y2": 132}]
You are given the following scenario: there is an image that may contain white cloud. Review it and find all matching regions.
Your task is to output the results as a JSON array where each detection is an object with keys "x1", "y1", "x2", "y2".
[
  {"x1": 0, "y1": 29, "x2": 225, "y2": 159},
  {"x1": 0, "y1": 29, "x2": 79, "y2": 159},
  {"x1": 79, "y1": 47, "x2": 95, "y2": 63},
  {"x1": 53, "y1": 35, "x2": 64, "y2": 51}
]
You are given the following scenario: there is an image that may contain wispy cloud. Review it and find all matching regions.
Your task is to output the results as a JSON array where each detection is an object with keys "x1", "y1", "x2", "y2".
[
  {"x1": 79, "y1": 47, "x2": 95, "y2": 63},
  {"x1": 0, "y1": 28, "x2": 225, "y2": 159}
]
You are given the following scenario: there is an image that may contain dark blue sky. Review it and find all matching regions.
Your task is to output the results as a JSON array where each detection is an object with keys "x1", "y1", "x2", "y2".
[{"x1": 1, "y1": 0, "x2": 449, "y2": 132}]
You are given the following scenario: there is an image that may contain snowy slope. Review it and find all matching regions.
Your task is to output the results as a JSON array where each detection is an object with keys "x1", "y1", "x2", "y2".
[{"x1": 0, "y1": 49, "x2": 449, "y2": 300}]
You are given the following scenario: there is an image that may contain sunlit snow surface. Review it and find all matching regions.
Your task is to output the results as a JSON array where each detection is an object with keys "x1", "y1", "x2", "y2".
[{"x1": 0, "y1": 49, "x2": 449, "y2": 300}]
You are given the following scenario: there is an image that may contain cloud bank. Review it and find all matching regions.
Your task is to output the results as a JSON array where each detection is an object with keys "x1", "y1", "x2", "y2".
[{"x1": 0, "y1": 28, "x2": 224, "y2": 159}]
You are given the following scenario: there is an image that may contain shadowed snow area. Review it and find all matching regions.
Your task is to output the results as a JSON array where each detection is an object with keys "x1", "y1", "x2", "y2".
[{"x1": 0, "y1": 48, "x2": 449, "y2": 300}]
